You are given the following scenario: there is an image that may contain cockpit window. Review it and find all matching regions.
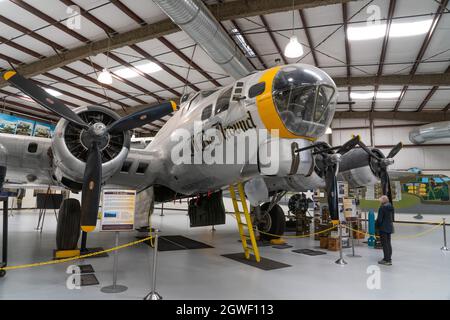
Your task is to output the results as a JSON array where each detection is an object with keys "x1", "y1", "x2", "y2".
[
  {"x1": 272, "y1": 65, "x2": 336, "y2": 138},
  {"x1": 215, "y1": 87, "x2": 232, "y2": 115}
]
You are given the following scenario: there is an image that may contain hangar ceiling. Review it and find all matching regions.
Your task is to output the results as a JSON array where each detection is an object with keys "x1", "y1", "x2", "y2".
[{"x1": 0, "y1": 0, "x2": 449, "y2": 134}]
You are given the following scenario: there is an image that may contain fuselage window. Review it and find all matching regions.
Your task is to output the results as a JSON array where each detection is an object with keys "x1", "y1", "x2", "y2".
[
  {"x1": 201, "y1": 104, "x2": 213, "y2": 121},
  {"x1": 136, "y1": 162, "x2": 149, "y2": 174},
  {"x1": 248, "y1": 82, "x2": 265, "y2": 98},
  {"x1": 215, "y1": 87, "x2": 232, "y2": 115},
  {"x1": 121, "y1": 161, "x2": 133, "y2": 173},
  {"x1": 27, "y1": 142, "x2": 38, "y2": 153},
  {"x1": 187, "y1": 92, "x2": 201, "y2": 112}
]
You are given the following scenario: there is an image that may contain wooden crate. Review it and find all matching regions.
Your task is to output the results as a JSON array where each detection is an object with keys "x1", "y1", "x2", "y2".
[
  {"x1": 327, "y1": 237, "x2": 341, "y2": 251},
  {"x1": 353, "y1": 230, "x2": 366, "y2": 239},
  {"x1": 319, "y1": 237, "x2": 328, "y2": 249}
]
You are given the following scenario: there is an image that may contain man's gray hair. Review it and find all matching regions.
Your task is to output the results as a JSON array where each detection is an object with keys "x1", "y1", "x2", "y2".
[{"x1": 379, "y1": 195, "x2": 389, "y2": 204}]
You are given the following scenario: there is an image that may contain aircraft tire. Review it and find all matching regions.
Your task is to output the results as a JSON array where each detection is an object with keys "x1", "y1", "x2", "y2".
[
  {"x1": 259, "y1": 203, "x2": 286, "y2": 240},
  {"x1": 56, "y1": 198, "x2": 81, "y2": 251}
]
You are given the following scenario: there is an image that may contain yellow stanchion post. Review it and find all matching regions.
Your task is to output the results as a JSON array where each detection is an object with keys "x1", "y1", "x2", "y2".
[
  {"x1": 335, "y1": 222, "x2": 348, "y2": 265},
  {"x1": 144, "y1": 229, "x2": 162, "y2": 300},
  {"x1": 441, "y1": 218, "x2": 449, "y2": 252}
]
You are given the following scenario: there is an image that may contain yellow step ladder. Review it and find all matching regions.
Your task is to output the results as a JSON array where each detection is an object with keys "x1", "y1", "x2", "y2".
[{"x1": 229, "y1": 183, "x2": 260, "y2": 262}]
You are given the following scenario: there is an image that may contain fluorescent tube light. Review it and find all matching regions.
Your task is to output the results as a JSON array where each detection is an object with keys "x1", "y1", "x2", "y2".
[{"x1": 348, "y1": 19, "x2": 433, "y2": 41}]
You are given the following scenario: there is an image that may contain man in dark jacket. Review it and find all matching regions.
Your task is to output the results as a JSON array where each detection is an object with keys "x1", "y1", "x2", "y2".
[{"x1": 376, "y1": 195, "x2": 394, "y2": 265}]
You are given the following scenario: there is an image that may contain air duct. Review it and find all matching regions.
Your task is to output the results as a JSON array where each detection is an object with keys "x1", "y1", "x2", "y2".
[
  {"x1": 409, "y1": 121, "x2": 450, "y2": 144},
  {"x1": 153, "y1": 0, "x2": 255, "y2": 79}
]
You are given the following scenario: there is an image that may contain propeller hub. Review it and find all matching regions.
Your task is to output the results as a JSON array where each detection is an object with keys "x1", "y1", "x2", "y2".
[
  {"x1": 329, "y1": 153, "x2": 341, "y2": 164},
  {"x1": 80, "y1": 122, "x2": 110, "y2": 151},
  {"x1": 381, "y1": 158, "x2": 394, "y2": 167},
  {"x1": 92, "y1": 122, "x2": 107, "y2": 136}
]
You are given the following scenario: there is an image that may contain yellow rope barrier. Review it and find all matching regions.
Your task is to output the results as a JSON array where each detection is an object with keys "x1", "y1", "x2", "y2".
[
  {"x1": 0, "y1": 235, "x2": 153, "y2": 272},
  {"x1": 343, "y1": 221, "x2": 444, "y2": 240},
  {"x1": 257, "y1": 225, "x2": 337, "y2": 239},
  {"x1": 0, "y1": 216, "x2": 444, "y2": 272},
  {"x1": 228, "y1": 213, "x2": 337, "y2": 238},
  {"x1": 229, "y1": 210, "x2": 445, "y2": 240}
]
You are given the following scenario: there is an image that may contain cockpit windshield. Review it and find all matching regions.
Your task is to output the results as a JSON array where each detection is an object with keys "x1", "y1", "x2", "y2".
[{"x1": 272, "y1": 65, "x2": 336, "y2": 138}]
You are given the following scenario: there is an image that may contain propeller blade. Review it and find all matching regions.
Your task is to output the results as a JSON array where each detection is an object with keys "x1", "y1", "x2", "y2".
[
  {"x1": 379, "y1": 168, "x2": 395, "y2": 220},
  {"x1": 356, "y1": 139, "x2": 382, "y2": 161},
  {"x1": 324, "y1": 162, "x2": 340, "y2": 223},
  {"x1": 387, "y1": 142, "x2": 403, "y2": 159},
  {"x1": 80, "y1": 142, "x2": 102, "y2": 232},
  {"x1": 3, "y1": 71, "x2": 88, "y2": 128},
  {"x1": 107, "y1": 101, "x2": 177, "y2": 133},
  {"x1": 338, "y1": 135, "x2": 360, "y2": 155}
]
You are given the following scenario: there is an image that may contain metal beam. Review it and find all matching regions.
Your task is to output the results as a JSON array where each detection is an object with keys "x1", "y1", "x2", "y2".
[
  {"x1": 158, "y1": 37, "x2": 222, "y2": 87},
  {"x1": 0, "y1": 35, "x2": 45, "y2": 60},
  {"x1": 259, "y1": 15, "x2": 287, "y2": 65},
  {"x1": 8, "y1": 0, "x2": 167, "y2": 102},
  {"x1": 0, "y1": 90, "x2": 59, "y2": 122},
  {"x1": 342, "y1": 3, "x2": 352, "y2": 112},
  {"x1": 298, "y1": 10, "x2": 318, "y2": 67},
  {"x1": 417, "y1": 65, "x2": 450, "y2": 112},
  {"x1": 371, "y1": 0, "x2": 396, "y2": 112},
  {"x1": 110, "y1": 0, "x2": 212, "y2": 91},
  {"x1": 106, "y1": 52, "x2": 181, "y2": 97},
  {"x1": 0, "y1": 0, "x2": 357, "y2": 88},
  {"x1": 0, "y1": 16, "x2": 176, "y2": 88},
  {"x1": 0, "y1": 33, "x2": 147, "y2": 108},
  {"x1": 393, "y1": 0, "x2": 449, "y2": 111},
  {"x1": 129, "y1": 44, "x2": 200, "y2": 92},
  {"x1": 333, "y1": 73, "x2": 450, "y2": 87},
  {"x1": 210, "y1": 0, "x2": 358, "y2": 21},
  {"x1": 42, "y1": 72, "x2": 130, "y2": 110},
  {"x1": 334, "y1": 111, "x2": 450, "y2": 122},
  {"x1": 10, "y1": 0, "x2": 90, "y2": 44},
  {"x1": 59, "y1": 0, "x2": 117, "y2": 36},
  {"x1": 110, "y1": 0, "x2": 147, "y2": 26}
]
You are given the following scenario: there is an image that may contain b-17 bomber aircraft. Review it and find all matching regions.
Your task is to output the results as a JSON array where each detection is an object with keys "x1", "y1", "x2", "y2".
[{"x1": 0, "y1": 64, "x2": 402, "y2": 248}]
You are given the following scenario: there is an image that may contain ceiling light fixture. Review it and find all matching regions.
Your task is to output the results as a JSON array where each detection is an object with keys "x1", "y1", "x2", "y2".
[
  {"x1": 285, "y1": 36, "x2": 304, "y2": 58},
  {"x1": 284, "y1": 0, "x2": 303, "y2": 59},
  {"x1": 98, "y1": 40, "x2": 113, "y2": 85},
  {"x1": 350, "y1": 91, "x2": 401, "y2": 100},
  {"x1": 97, "y1": 68, "x2": 113, "y2": 84},
  {"x1": 136, "y1": 62, "x2": 162, "y2": 74},
  {"x1": 348, "y1": 19, "x2": 433, "y2": 41},
  {"x1": 325, "y1": 127, "x2": 332, "y2": 134},
  {"x1": 389, "y1": 19, "x2": 433, "y2": 38},
  {"x1": 114, "y1": 62, "x2": 162, "y2": 79}
]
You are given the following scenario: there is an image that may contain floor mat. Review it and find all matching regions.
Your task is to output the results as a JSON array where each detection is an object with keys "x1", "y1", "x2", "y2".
[
  {"x1": 292, "y1": 249, "x2": 327, "y2": 256},
  {"x1": 222, "y1": 253, "x2": 291, "y2": 270},
  {"x1": 78, "y1": 264, "x2": 95, "y2": 274},
  {"x1": 239, "y1": 240, "x2": 272, "y2": 247},
  {"x1": 272, "y1": 244, "x2": 293, "y2": 249},
  {"x1": 80, "y1": 274, "x2": 99, "y2": 286},
  {"x1": 81, "y1": 247, "x2": 109, "y2": 258},
  {"x1": 139, "y1": 235, "x2": 213, "y2": 251}
]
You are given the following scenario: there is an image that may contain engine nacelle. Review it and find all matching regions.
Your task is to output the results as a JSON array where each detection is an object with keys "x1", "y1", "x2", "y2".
[
  {"x1": 51, "y1": 106, "x2": 130, "y2": 191},
  {"x1": 338, "y1": 148, "x2": 382, "y2": 188}
]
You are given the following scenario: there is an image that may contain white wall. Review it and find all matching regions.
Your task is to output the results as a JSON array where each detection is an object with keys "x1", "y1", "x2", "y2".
[{"x1": 330, "y1": 118, "x2": 450, "y2": 176}]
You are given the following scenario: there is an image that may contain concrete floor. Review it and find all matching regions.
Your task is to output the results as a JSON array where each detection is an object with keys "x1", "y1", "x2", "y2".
[{"x1": 1, "y1": 205, "x2": 450, "y2": 300}]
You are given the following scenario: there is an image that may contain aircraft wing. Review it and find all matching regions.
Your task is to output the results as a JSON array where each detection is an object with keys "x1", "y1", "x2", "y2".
[
  {"x1": 387, "y1": 170, "x2": 416, "y2": 181},
  {"x1": 0, "y1": 133, "x2": 55, "y2": 187}
]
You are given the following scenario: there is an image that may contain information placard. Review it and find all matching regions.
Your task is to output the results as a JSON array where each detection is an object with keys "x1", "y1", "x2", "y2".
[{"x1": 101, "y1": 189, "x2": 136, "y2": 231}]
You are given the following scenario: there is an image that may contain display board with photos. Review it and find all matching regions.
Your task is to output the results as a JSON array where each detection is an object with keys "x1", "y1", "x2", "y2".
[{"x1": 0, "y1": 113, "x2": 55, "y2": 138}]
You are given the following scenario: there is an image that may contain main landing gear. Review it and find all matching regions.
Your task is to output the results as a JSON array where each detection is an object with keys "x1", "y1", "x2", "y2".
[{"x1": 253, "y1": 192, "x2": 287, "y2": 241}]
